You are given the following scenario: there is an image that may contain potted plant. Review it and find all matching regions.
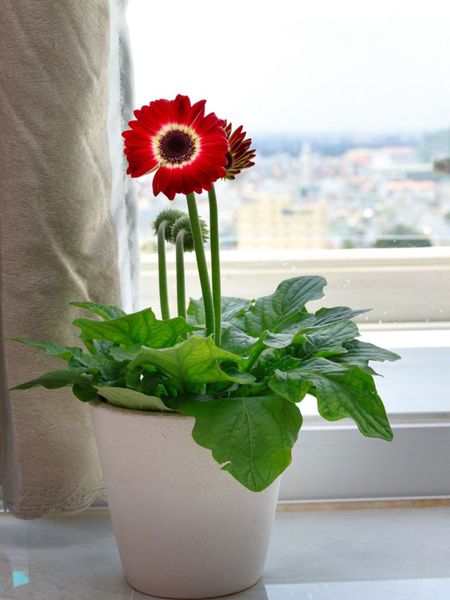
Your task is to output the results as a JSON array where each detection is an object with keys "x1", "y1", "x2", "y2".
[{"x1": 12, "y1": 95, "x2": 399, "y2": 599}]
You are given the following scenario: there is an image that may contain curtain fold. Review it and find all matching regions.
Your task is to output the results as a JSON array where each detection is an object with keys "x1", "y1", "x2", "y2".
[{"x1": 0, "y1": 0, "x2": 138, "y2": 519}]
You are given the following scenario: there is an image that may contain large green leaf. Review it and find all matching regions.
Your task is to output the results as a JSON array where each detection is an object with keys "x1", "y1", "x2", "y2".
[
  {"x1": 269, "y1": 359, "x2": 393, "y2": 441},
  {"x1": 11, "y1": 370, "x2": 93, "y2": 391},
  {"x1": 252, "y1": 307, "x2": 366, "y2": 348},
  {"x1": 178, "y1": 395, "x2": 302, "y2": 492},
  {"x1": 334, "y1": 340, "x2": 400, "y2": 366},
  {"x1": 187, "y1": 296, "x2": 252, "y2": 327},
  {"x1": 73, "y1": 309, "x2": 195, "y2": 348},
  {"x1": 70, "y1": 301, "x2": 126, "y2": 320},
  {"x1": 219, "y1": 277, "x2": 327, "y2": 357},
  {"x1": 96, "y1": 387, "x2": 172, "y2": 412},
  {"x1": 222, "y1": 305, "x2": 362, "y2": 358},
  {"x1": 314, "y1": 366, "x2": 393, "y2": 440},
  {"x1": 129, "y1": 336, "x2": 254, "y2": 387},
  {"x1": 231, "y1": 276, "x2": 326, "y2": 338},
  {"x1": 251, "y1": 306, "x2": 367, "y2": 352}
]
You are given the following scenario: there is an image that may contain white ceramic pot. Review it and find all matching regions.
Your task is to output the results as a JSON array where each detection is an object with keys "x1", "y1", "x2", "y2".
[{"x1": 89, "y1": 401, "x2": 280, "y2": 599}]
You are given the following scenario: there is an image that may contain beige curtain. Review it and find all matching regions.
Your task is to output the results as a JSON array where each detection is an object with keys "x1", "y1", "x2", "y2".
[{"x1": 0, "y1": 0, "x2": 138, "y2": 518}]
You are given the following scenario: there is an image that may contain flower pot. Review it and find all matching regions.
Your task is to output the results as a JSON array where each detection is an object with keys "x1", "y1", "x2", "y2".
[{"x1": 89, "y1": 400, "x2": 280, "y2": 599}]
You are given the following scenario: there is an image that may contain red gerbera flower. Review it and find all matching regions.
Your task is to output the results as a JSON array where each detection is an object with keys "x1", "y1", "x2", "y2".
[
  {"x1": 122, "y1": 95, "x2": 229, "y2": 200},
  {"x1": 223, "y1": 122, "x2": 256, "y2": 180}
]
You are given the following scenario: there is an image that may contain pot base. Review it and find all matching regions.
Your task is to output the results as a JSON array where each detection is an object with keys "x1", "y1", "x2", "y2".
[
  {"x1": 90, "y1": 401, "x2": 279, "y2": 599},
  {"x1": 127, "y1": 575, "x2": 262, "y2": 599}
]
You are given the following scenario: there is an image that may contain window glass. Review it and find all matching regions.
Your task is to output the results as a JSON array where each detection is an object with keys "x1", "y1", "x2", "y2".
[{"x1": 128, "y1": 0, "x2": 450, "y2": 251}]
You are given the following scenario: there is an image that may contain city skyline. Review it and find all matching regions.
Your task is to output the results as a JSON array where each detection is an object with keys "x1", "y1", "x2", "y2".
[{"x1": 134, "y1": 127, "x2": 450, "y2": 252}]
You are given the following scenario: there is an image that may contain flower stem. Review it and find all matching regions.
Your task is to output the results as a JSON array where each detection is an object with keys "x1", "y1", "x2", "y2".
[
  {"x1": 157, "y1": 221, "x2": 170, "y2": 320},
  {"x1": 175, "y1": 229, "x2": 186, "y2": 319},
  {"x1": 208, "y1": 185, "x2": 221, "y2": 346},
  {"x1": 186, "y1": 193, "x2": 215, "y2": 337}
]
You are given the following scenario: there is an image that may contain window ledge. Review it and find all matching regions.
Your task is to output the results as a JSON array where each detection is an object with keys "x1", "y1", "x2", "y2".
[{"x1": 140, "y1": 248, "x2": 450, "y2": 323}]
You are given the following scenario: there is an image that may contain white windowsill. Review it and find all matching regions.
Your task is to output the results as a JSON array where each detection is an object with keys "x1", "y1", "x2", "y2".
[{"x1": 2, "y1": 507, "x2": 450, "y2": 599}]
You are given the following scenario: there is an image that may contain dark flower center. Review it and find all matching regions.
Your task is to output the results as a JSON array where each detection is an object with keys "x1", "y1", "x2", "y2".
[{"x1": 159, "y1": 129, "x2": 195, "y2": 164}]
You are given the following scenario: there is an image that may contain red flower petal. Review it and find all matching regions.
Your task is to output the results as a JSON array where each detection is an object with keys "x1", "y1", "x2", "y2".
[
  {"x1": 123, "y1": 95, "x2": 228, "y2": 199},
  {"x1": 222, "y1": 121, "x2": 256, "y2": 180}
]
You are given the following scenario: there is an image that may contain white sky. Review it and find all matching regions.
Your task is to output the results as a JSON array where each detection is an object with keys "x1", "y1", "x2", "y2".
[{"x1": 127, "y1": 0, "x2": 450, "y2": 134}]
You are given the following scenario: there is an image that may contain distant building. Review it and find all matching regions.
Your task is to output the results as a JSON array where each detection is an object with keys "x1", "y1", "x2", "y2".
[
  {"x1": 236, "y1": 194, "x2": 327, "y2": 250},
  {"x1": 420, "y1": 129, "x2": 450, "y2": 162}
]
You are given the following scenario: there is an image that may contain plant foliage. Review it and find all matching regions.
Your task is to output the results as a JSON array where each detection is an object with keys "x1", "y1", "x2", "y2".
[{"x1": 12, "y1": 278, "x2": 399, "y2": 492}]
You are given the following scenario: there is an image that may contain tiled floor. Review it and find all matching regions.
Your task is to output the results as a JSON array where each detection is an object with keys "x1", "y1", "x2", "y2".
[{"x1": 0, "y1": 507, "x2": 449, "y2": 599}]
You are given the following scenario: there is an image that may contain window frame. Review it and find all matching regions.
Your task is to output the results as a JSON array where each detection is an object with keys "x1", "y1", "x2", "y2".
[{"x1": 280, "y1": 416, "x2": 450, "y2": 502}]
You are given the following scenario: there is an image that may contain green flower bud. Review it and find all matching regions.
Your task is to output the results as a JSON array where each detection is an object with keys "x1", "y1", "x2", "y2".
[
  {"x1": 152, "y1": 208, "x2": 185, "y2": 241},
  {"x1": 171, "y1": 215, "x2": 209, "y2": 252}
]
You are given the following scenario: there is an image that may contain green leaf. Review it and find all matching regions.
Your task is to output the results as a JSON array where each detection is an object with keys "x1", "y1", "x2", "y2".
[
  {"x1": 108, "y1": 345, "x2": 142, "y2": 362},
  {"x1": 186, "y1": 297, "x2": 205, "y2": 327},
  {"x1": 10, "y1": 339, "x2": 116, "y2": 379},
  {"x1": 10, "y1": 338, "x2": 83, "y2": 361},
  {"x1": 293, "y1": 320, "x2": 360, "y2": 357},
  {"x1": 96, "y1": 387, "x2": 172, "y2": 412},
  {"x1": 72, "y1": 383, "x2": 98, "y2": 402},
  {"x1": 221, "y1": 297, "x2": 254, "y2": 320},
  {"x1": 230, "y1": 276, "x2": 326, "y2": 338},
  {"x1": 221, "y1": 322, "x2": 259, "y2": 355},
  {"x1": 129, "y1": 336, "x2": 249, "y2": 387},
  {"x1": 268, "y1": 357, "x2": 346, "y2": 402},
  {"x1": 220, "y1": 277, "x2": 327, "y2": 357},
  {"x1": 240, "y1": 306, "x2": 367, "y2": 353},
  {"x1": 222, "y1": 370, "x2": 256, "y2": 385},
  {"x1": 270, "y1": 359, "x2": 393, "y2": 441},
  {"x1": 261, "y1": 330, "x2": 298, "y2": 349},
  {"x1": 268, "y1": 370, "x2": 312, "y2": 403},
  {"x1": 335, "y1": 340, "x2": 401, "y2": 366},
  {"x1": 315, "y1": 366, "x2": 393, "y2": 440},
  {"x1": 251, "y1": 348, "x2": 283, "y2": 378},
  {"x1": 187, "y1": 296, "x2": 252, "y2": 327},
  {"x1": 73, "y1": 308, "x2": 196, "y2": 348},
  {"x1": 178, "y1": 395, "x2": 302, "y2": 491},
  {"x1": 308, "y1": 306, "x2": 369, "y2": 326},
  {"x1": 11, "y1": 370, "x2": 92, "y2": 391},
  {"x1": 70, "y1": 301, "x2": 126, "y2": 320},
  {"x1": 223, "y1": 316, "x2": 360, "y2": 361},
  {"x1": 68, "y1": 350, "x2": 104, "y2": 371}
]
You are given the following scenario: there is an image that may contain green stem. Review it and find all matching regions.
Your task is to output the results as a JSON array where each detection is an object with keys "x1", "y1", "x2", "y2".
[
  {"x1": 157, "y1": 221, "x2": 170, "y2": 320},
  {"x1": 186, "y1": 193, "x2": 215, "y2": 337},
  {"x1": 208, "y1": 185, "x2": 221, "y2": 346},
  {"x1": 175, "y1": 230, "x2": 186, "y2": 319},
  {"x1": 242, "y1": 337, "x2": 266, "y2": 372}
]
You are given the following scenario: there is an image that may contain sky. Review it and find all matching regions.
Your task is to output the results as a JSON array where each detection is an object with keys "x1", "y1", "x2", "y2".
[{"x1": 127, "y1": 0, "x2": 450, "y2": 135}]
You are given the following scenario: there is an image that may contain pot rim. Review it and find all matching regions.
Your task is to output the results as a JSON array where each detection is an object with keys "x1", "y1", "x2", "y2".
[{"x1": 89, "y1": 399, "x2": 190, "y2": 420}]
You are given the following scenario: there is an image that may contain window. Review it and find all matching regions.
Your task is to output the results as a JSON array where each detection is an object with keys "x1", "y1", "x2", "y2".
[{"x1": 127, "y1": 0, "x2": 450, "y2": 501}]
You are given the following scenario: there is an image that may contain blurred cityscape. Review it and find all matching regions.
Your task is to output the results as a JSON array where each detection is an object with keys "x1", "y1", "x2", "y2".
[{"x1": 136, "y1": 128, "x2": 450, "y2": 251}]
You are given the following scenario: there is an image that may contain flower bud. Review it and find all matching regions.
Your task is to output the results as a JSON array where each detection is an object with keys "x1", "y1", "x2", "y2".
[
  {"x1": 171, "y1": 215, "x2": 209, "y2": 252},
  {"x1": 153, "y1": 209, "x2": 185, "y2": 240}
]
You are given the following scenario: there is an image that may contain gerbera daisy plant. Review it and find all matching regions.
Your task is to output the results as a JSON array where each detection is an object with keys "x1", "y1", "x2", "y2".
[{"x1": 12, "y1": 95, "x2": 400, "y2": 492}]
